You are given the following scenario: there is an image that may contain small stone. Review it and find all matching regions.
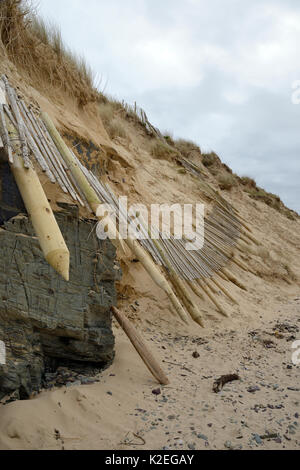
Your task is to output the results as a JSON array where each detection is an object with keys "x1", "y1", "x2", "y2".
[
  {"x1": 252, "y1": 433, "x2": 262, "y2": 445},
  {"x1": 152, "y1": 388, "x2": 161, "y2": 396},
  {"x1": 107, "y1": 391, "x2": 113, "y2": 396},
  {"x1": 287, "y1": 425, "x2": 296, "y2": 435},
  {"x1": 224, "y1": 441, "x2": 233, "y2": 450},
  {"x1": 192, "y1": 351, "x2": 200, "y2": 359},
  {"x1": 188, "y1": 443, "x2": 196, "y2": 450},
  {"x1": 80, "y1": 377, "x2": 95, "y2": 385},
  {"x1": 197, "y1": 433, "x2": 208, "y2": 441},
  {"x1": 247, "y1": 386, "x2": 260, "y2": 393}
]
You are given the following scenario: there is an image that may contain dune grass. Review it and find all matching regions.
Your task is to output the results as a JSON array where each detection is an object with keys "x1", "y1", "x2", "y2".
[
  {"x1": 0, "y1": 0, "x2": 99, "y2": 105},
  {"x1": 218, "y1": 174, "x2": 237, "y2": 191}
]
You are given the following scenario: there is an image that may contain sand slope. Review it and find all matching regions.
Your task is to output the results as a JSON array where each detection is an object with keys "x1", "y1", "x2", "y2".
[{"x1": 0, "y1": 289, "x2": 299, "y2": 450}]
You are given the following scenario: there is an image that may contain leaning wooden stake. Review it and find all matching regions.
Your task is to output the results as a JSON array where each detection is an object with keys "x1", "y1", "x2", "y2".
[
  {"x1": 197, "y1": 279, "x2": 229, "y2": 317},
  {"x1": 186, "y1": 280, "x2": 205, "y2": 300},
  {"x1": 0, "y1": 105, "x2": 70, "y2": 281},
  {"x1": 205, "y1": 279, "x2": 218, "y2": 294},
  {"x1": 221, "y1": 268, "x2": 247, "y2": 291},
  {"x1": 209, "y1": 277, "x2": 238, "y2": 304},
  {"x1": 11, "y1": 155, "x2": 70, "y2": 280},
  {"x1": 241, "y1": 229, "x2": 260, "y2": 246},
  {"x1": 232, "y1": 256, "x2": 255, "y2": 275},
  {"x1": 112, "y1": 307, "x2": 169, "y2": 385},
  {"x1": 169, "y1": 275, "x2": 204, "y2": 327}
]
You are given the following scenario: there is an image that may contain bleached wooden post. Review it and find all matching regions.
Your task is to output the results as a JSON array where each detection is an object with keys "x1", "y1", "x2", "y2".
[
  {"x1": 112, "y1": 306, "x2": 170, "y2": 385},
  {"x1": 0, "y1": 85, "x2": 70, "y2": 281},
  {"x1": 197, "y1": 279, "x2": 229, "y2": 317}
]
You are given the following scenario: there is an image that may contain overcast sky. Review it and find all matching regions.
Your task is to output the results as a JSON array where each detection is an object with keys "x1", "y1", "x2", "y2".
[{"x1": 38, "y1": 0, "x2": 300, "y2": 213}]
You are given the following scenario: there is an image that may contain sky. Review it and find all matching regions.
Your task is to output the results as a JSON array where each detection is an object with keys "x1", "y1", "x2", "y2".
[{"x1": 38, "y1": 0, "x2": 300, "y2": 213}]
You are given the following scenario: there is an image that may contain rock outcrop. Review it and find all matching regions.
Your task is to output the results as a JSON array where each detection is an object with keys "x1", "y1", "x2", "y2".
[{"x1": 0, "y1": 163, "x2": 120, "y2": 400}]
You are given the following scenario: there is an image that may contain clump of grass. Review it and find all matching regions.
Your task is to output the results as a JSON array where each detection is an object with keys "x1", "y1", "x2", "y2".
[
  {"x1": 202, "y1": 152, "x2": 219, "y2": 167},
  {"x1": 163, "y1": 132, "x2": 175, "y2": 146},
  {"x1": 30, "y1": 15, "x2": 98, "y2": 97},
  {"x1": 241, "y1": 176, "x2": 257, "y2": 188},
  {"x1": 246, "y1": 188, "x2": 281, "y2": 210},
  {"x1": 150, "y1": 139, "x2": 178, "y2": 160},
  {"x1": 240, "y1": 175, "x2": 298, "y2": 220},
  {"x1": 175, "y1": 138, "x2": 200, "y2": 159},
  {"x1": 176, "y1": 138, "x2": 198, "y2": 149},
  {"x1": 106, "y1": 119, "x2": 127, "y2": 140},
  {"x1": 218, "y1": 174, "x2": 237, "y2": 191},
  {"x1": 284, "y1": 210, "x2": 296, "y2": 221}
]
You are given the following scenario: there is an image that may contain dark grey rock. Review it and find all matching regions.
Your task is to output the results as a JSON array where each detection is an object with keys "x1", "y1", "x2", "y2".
[{"x1": 0, "y1": 196, "x2": 121, "y2": 401}]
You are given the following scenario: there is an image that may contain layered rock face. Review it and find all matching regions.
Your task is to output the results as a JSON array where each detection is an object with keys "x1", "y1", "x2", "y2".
[{"x1": 0, "y1": 163, "x2": 120, "y2": 400}]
